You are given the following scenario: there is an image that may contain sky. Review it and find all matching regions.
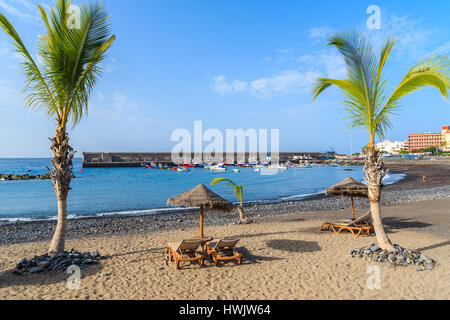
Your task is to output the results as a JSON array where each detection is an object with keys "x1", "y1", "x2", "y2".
[{"x1": 0, "y1": 0, "x2": 449, "y2": 157}]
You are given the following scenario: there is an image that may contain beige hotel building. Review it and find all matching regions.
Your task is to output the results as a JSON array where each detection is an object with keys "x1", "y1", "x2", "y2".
[{"x1": 407, "y1": 126, "x2": 450, "y2": 152}]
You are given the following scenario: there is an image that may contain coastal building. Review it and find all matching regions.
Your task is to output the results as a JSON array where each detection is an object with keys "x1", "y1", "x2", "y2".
[
  {"x1": 408, "y1": 126, "x2": 450, "y2": 152},
  {"x1": 443, "y1": 126, "x2": 450, "y2": 151},
  {"x1": 376, "y1": 140, "x2": 407, "y2": 154}
]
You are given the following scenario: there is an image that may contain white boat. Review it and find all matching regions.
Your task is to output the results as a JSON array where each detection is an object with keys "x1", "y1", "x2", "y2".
[
  {"x1": 330, "y1": 163, "x2": 339, "y2": 167},
  {"x1": 233, "y1": 169, "x2": 240, "y2": 173},
  {"x1": 210, "y1": 165, "x2": 226, "y2": 172},
  {"x1": 311, "y1": 163, "x2": 325, "y2": 167},
  {"x1": 254, "y1": 168, "x2": 261, "y2": 172},
  {"x1": 177, "y1": 167, "x2": 189, "y2": 172}
]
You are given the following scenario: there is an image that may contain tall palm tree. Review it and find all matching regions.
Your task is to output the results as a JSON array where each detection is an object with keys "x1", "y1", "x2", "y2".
[
  {"x1": 312, "y1": 31, "x2": 449, "y2": 251},
  {"x1": 211, "y1": 178, "x2": 246, "y2": 223},
  {"x1": 0, "y1": 0, "x2": 115, "y2": 255}
]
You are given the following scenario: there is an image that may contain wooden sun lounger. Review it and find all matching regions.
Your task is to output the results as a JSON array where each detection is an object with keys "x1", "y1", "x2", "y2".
[
  {"x1": 207, "y1": 238, "x2": 243, "y2": 266},
  {"x1": 320, "y1": 211, "x2": 374, "y2": 238},
  {"x1": 167, "y1": 240, "x2": 205, "y2": 270}
]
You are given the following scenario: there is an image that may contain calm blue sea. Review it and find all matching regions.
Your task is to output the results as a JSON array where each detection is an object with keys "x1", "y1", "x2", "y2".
[{"x1": 0, "y1": 158, "x2": 404, "y2": 222}]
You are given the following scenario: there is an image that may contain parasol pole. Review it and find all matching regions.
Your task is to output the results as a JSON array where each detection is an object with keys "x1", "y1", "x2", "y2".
[
  {"x1": 200, "y1": 204, "x2": 204, "y2": 238},
  {"x1": 351, "y1": 196, "x2": 355, "y2": 220}
]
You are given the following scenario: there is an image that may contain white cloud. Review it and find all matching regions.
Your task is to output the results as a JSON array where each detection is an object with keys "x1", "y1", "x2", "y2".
[
  {"x1": 0, "y1": 81, "x2": 23, "y2": 110},
  {"x1": 432, "y1": 41, "x2": 450, "y2": 55},
  {"x1": 297, "y1": 50, "x2": 346, "y2": 79},
  {"x1": 0, "y1": 0, "x2": 41, "y2": 24},
  {"x1": 90, "y1": 91, "x2": 138, "y2": 121},
  {"x1": 11, "y1": 0, "x2": 34, "y2": 11},
  {"x1": 249, "y1": 70, "x2": 321, "y2": 97},
  {"x1": 308, "y1": 27, "x2": 335, "y2": 41},
  {"x1": 104, "y1": 58, "x2": 127, "y2": 73},
  {"x1": 211, "y1": 76, "x2": 249, "y2": 95},
  {"x1": 277, "y1": 48, "x2": 294, "y2": 54},
  {"x1": 211, "y1": 48, "x2": 346, "y2": 98},
  {"x1": 211, "y1": 70, "x2": 322, "y2": 98},
  {"x1": 367, "y1": 14, "x2": 447, "y2": 61},
  {"x1": 96, "y1": 92, "x2": 105, "y2": 101},
  {"x1": 111, "y1": 92, "x2": 137, "y2": 119}
]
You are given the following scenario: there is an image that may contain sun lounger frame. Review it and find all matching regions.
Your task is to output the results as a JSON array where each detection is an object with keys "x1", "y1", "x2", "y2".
[
  {"x1": 167, "y1": 240, "x2": 205, "y2": 270},
  {"x1": 320, "y1": 211, "x2": 374, "y2": 238},
  {"x1": 207, "y1": 238, "x2": 243, "y2": 266}
]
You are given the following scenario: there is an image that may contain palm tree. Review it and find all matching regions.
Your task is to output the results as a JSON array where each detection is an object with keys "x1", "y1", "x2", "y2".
[
  {"x1": 211, "y1": 178, "x2": 246, "y2": 223},
  {"x1": 0, "y1": 0, "x2": 115, "y2": 255},
  {"x1": 312, "y1": 31, "x2": 449, "y2": 251},
  {"x1": 441, "y1": 140, "x2": 448, "y2": 153}
]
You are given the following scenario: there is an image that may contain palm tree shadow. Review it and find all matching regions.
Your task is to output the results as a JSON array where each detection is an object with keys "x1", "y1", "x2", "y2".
[
  {"x1": 266, "y1": 239, "x2": 321, "y2": 253},
  {"x1": 382, "y1": 217, "x2": 432, "y2": 233},
  {"x1": 0, "y1": 264, "x2": 103, "y2": 289},
  {"x1": 237, "y1": 247, "x2": 283, "y2": 265},
  {"x1": 108, "y1": 247, "x2": 165, "y2": 260},
  {"x1": 417, "y1": 240, "x2": 450, "y2": 252},
  {"x1": 231, "y1": 230, "x2": 299, "y2": 240},
  {"x1": 299, "y1": 226, "x2": 324, "y2": 234}
]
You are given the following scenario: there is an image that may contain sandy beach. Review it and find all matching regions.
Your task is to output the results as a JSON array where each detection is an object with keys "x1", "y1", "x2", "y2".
[{"x1": 0, "y1": 187, "x2": 448, "y2": 300}]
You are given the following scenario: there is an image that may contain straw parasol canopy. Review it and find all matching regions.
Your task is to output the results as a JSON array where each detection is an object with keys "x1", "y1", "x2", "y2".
[
  {"x1": 326, "y1": 177, "x2": 368, "y2": 197},
  {"x1": 325, "y1": 177, "x2": 368, "y2": 220},
  {"x1": 167, "y1": 184, "x2": 233, "y2": 238}
]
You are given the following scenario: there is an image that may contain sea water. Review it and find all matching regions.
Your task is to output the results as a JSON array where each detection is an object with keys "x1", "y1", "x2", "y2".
[{"x1": 0, "y1": 158, "x2": 405, "y2": 222}]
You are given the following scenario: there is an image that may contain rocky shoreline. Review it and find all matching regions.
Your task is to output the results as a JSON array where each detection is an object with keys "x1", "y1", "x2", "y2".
[
  {"x1": 0, "y1": 173, "x2": 52, "y2": 181},
  {"x1": 0, "y1": 181, "x2": 448, "y2": 246}
]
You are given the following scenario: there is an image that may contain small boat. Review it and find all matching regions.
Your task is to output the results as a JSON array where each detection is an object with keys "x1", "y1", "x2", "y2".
[
  {"x1": 177, "y1": 167, "x2": 189, "y2": 172},
  {"x1": 208, "y1": 164, "x2": 226, "y2": 172},
  {"x1": 233, "y1": 169, "x2": 240, "y2": 173},
  {"x1": 329, "y1": 163, "x2": 339, "y2": 167},
  {"x1": 254, "y1": 168, "x2": 261, "y2": 172}
]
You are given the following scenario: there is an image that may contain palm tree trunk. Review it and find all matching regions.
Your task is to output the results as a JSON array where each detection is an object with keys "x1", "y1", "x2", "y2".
[
  {"x1": 238, "y1": 205, "x2": 246, "y2": 223},
  {"x1": 364, "y1": 147, "x2": 395, "y2": 251},
  {"x1": 48, "y1": 124, "x2": 74, "y2": 256}
]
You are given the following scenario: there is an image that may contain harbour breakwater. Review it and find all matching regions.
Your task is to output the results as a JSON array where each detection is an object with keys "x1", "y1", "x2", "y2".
[
  {"x1": 82, "y1": 152, "x2": 450, "y2": 168},
  {"x1": 82, "y1": 152, "x2": 324, "y2": 168}
]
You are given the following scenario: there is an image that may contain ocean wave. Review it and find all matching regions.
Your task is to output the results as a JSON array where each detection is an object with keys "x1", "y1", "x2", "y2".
[{"x1": 280, "y1": 191, "x2": 325, "y2": 201}]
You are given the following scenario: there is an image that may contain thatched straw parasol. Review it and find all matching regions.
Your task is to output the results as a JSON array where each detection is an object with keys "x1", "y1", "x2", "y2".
[
  {"x1": 326, "y1": 177, "x2": 368, "y2": 220},
  {"x1": 167, "y1": 184, "x2": 233, "y2": 238}
]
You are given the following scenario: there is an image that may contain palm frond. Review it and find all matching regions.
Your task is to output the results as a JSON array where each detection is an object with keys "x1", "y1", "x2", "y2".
[
  {"x1": 385, "y1": 55, "x2": 449, "y2": 108},
  {"x1": 0, "y1": 0, "x2": 115, "y2": 128},
  {"x1": 328, "y1": 31, "x2": 378, "y2": 110},
  {"x1": 211, "y1": 178, "x2": 235, "y2": 187},
  {"x1": 0, "y1": 11, "x2": 58, "y2": 117},
  {"x1": 312, "y1": 30, "x2": 450, "y2": 145}
]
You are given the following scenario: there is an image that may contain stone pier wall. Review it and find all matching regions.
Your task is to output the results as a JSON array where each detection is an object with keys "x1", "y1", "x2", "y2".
[{"x1": 82, "y1": 152, "x2": 323, "y2": 167}]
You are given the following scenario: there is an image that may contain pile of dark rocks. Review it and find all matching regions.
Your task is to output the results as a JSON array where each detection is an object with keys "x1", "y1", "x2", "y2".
[
  {"x1": 13, "y1": 249, "x2": 104, "y2": 275},
  {"x1": 350, "y1": 243, "x2": 435, "y2": 271}
]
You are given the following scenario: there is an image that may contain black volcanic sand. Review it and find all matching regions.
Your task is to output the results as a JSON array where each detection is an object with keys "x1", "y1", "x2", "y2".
[
  {"x1": 0, "y1": 165, "x2": 448, "y2": 245},
  {"x1": 386, "y1": 165, "x2": 450, "y2": 190}
]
